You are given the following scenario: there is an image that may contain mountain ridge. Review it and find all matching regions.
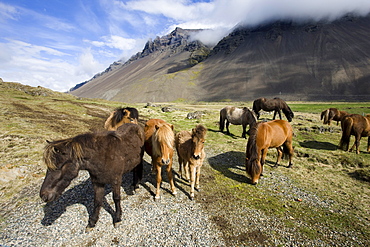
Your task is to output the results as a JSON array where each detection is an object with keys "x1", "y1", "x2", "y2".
[{"x1": 70, "y1": 15, "x2": 370, "y2": 102}]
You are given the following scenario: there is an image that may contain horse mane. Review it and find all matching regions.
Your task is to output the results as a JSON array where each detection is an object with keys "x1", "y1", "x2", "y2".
[
  {"x1": 192, "y1": 124, "x2": 207, "y2": 139},
  {"x1": 43, "y1": 132, "x2": 121, "y2": 170},
  {"x1": 152, "y1": 123, "x2": 175, "y2": 156},
  {"x1": 245, "y1": 122, "x2": 263, "y2": 179}
]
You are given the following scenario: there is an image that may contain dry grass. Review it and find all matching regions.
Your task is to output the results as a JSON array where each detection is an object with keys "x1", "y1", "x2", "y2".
[{"x1": 0, "y1": 81, "x2": 369, "y2": 245}]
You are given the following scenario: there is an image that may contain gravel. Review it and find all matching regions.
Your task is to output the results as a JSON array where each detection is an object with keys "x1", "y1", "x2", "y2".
[{"x1": 0, "y1": 157, "x2": 225, "y2": 247}]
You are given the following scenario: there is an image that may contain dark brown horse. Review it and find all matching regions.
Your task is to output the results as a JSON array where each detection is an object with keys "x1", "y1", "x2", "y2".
[
  {"x1": 339, "y1": 114, "x2": 370, "y2": 154},
  {"x1": 252, "y1": 97, "x2": 294, "y2": 122},
  {"x1": 175, "y1": 124, "x2": 207, "y2": 200},
  {"x1": 104, "y1": 107, "x2": 139, "y2": 130},
  {"x1": 40, "y1": 123, "x2": 144, "y2": 231},
  {"x1": 144, "y1": 119, "x2": 176, "y2": 200},
  {"x1": 320, "y1": 108, "x2": 348, "y2": 125},
  {"x1": 219, "y1": 106, "x2": 257, "y2": 138},
  {"x1": 245, "y1": 120, "x2": 294, "y2": 185}
]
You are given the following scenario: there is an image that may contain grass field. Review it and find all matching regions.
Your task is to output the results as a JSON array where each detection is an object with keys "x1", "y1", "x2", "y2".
[{"x1": 0, "y1": 81, "x2": 369, "y2": 245}]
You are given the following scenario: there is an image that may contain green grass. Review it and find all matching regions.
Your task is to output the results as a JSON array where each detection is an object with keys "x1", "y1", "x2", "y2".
[{"x1": 0, "y1": 81, "x2": 369, "y2": 245}]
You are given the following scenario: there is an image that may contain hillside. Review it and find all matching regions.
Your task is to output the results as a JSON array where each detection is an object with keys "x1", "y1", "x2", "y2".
[
  {"x1": 70, "y1": 15, "x2": 370, "y2": 103},
  {"x1": 1, "y1": 81, "x2": 370, "y2": 246}
]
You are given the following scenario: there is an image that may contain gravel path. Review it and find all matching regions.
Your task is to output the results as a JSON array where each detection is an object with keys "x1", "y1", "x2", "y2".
[{"x1": 0, "y1": 156, "x2": 225, "y2": 247}]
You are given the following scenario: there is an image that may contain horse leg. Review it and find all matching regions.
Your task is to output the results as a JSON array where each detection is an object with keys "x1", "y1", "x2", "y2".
[
  {"x1": 277, "y1": 110, "x2": 282, "y2": 120},
  {"x1": 112, "y1": 183, "x2": 122, "y2": 227},
  {"x1": 154, "y1": 163, "x2": 162, "y2": 200},
  {"x1": 242, "y1": 123, "x2": 247, "y2": 138},
  {"x1": 273, "y1": 111, "x2": 277, "y2": 120},
  {"x1": 184, "y1": 161, "x2": 190, "y2": 181},
  {"x1": 367, "y1": 136, "x2": 370, "y2": 152},
  {"x1": 226, "y1": 120, "x2": 230, "y2": 135},
  {"x1": 178, "y1": 157, "x2": 184, "y2": 179},
  {"x1": 260, "y1": 149, "x2": 267, "y2": 176},
  {"x1": 195, "y1": 165, "x2": 201, "y2": 191},
  {"x1": 166, "y1": 160, "x2": 177, "y2": 196},
  {"x1": 189, "y1": 164, "x2": 196, "y2": 200},
  {"x1": 86, "y1": 183, "x2": 105, "y2": 231},
  {"x1": 350, "y1": 135, "x2": 361, "y2": 154},
  {"x1": 274, "y1": 147, "x2": 283, "y2": 167},
  {"x1": 132, "y1": 161, "x2": 143, "y2": 191}
]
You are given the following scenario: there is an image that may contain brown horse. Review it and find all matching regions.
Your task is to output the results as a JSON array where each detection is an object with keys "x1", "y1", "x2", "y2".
[
  {"x1": 40, "y1": 123, "x2": 144, "y2": 231},
  {"x1": 320, "y1": 108, "x2": 348, "y2": 125},
  {"x1": 144, "y1": 119, "x2": 176, "y2": 200},
  {"x1": 245, "y1": 120, "x2": 294, "y2": 185},
  {"x1": 339, "y1": 114, "x2": 370, "y2": 154},
  {"x1": 219, "y1": 106, "x2": 257, "y2": 138},
  {"x1": 252, "y1": 97, "x2": 294, "y2": 122},
  {"x1": 175, "y1": 124, "x2": 207, "y2": 200},
  {"x1": 104, "y1": 107, "x2": 139, "y2": 130}
]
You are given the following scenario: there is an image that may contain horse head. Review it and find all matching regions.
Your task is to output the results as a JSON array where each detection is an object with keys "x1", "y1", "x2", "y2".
[
  {"x1": 191, "y1": 125, "x2": 207, "y2": 160},
  {"x1": 40, "y1": 139, "x2": 82, "y2": 202}
]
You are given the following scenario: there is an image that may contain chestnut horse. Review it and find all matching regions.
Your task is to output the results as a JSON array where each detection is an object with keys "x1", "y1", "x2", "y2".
[
  {"x1": 40, "y1": 123, "x2": 144, "y2": 231},
  {"x1": 144, "y1": 119, "x2": 176, "y2": 200},
  {"x1": 219, "y1": 106, "x2": 257, "y2": 138},
  {"x1": 104, "y1": 107, "x2": 139, "y2": 130},
  {"x1": 245, "y1": 120, "x2": 294, "y2": 185},
  {"x1": 175, "y1": 124, "x2": 207, "y2": 200},
  {"x1": 252, "y1": 97, "x2": 294, "y2": 122},
  {"x1": 320, "y1": 108, "x2": 348, "y2": 125},
  {"x1": 339, "y1": 114, "x2": 370, "y2": 154}
]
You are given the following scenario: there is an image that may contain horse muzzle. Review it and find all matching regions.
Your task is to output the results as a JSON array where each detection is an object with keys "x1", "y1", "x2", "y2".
[
  {"x1": 161, "y1": 158, "x2": 170, "y2": 166},
  {"x1": 192, "y1": 154, "x2": 201, "y2": 160},
  {"x1": 40, "y1": 190, "x2": 58, "y2": 202}
]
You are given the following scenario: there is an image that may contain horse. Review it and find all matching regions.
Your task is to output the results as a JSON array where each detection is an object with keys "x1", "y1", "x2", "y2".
[
  {"x1": 339, "y1": 114, "x2": 370, "y2": 154},
  {"x1": 175, "y1": 124, "x2": 207, "y2": 200},
  {"x1": 245, "y1": 120, "x2": 294, "y2": 185},
  {"x1": 144, "y1": 119, "x2": 176, "y2": 200},
  {"x1": 320, "y1": 108, "x2": 348, "y2": 125},
  {"x1": 104, "y1": 107, "x2": 139, "y2": 130},
  {"x1": 219, "y1": 106, "x2": 257, "y2": 138},
  {"x1": 252, "y1": 97, "x2": 294, "y2": 122},
  {"x1": 40, "y1": 123, "x2": 144, "y2": 231}
]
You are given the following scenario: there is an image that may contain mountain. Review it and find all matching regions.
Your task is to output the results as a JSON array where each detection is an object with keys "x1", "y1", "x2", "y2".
[{"x1": 70, "y1": 15, "x2": 370, "y2": 102}]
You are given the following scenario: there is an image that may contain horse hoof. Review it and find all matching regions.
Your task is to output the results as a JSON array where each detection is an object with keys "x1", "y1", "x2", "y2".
[
  {"x1": 114, "y1": 221, "x2": 122, "y2": 228},
  {"x1": 154, "y1": 195, "x2": 161, "y2": 201},
  {"x1": 85, "y1": 226, "x2": 94, "y2": 233},
  {"x1": 172, "y1": 190, "x2": 177, "y2": 196}
]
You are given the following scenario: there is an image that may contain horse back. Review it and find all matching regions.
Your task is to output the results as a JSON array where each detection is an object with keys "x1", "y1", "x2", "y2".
[
  {"x1": 175, "y1": 130, "x2": 192, "y2": 160},
  {"x1": 261, "y1": 120, "x2": 292, "y2": 148}
]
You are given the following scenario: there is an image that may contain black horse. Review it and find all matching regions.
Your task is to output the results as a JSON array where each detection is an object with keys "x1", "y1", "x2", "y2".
[
  {"x1": 40, "y1": 123, "x2": 144, "y2": 231},
  {"x1": 252, "y1": 97, "x2": 294, "y2": 122}
]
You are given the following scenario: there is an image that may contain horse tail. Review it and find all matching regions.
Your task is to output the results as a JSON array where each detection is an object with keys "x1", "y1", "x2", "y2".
[
  {"x1": 339, "y1": 117, "x2": 353, "y2": 151},
  {"x1": 219, "y1": 108, "x2": 225, "y2": 132},
  {"x1": 252, "y1": 100, "x2": 260, "y2": 118},
  {"x1": 321, "y1": 109, "x2": 329, "y2": 124}
]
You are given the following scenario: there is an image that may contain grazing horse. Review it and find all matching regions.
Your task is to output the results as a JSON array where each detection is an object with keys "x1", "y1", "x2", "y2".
[
  {"x1": 339, "y1": 114, "x2": 370, "y2": 154},
  {"x1": 144, "y1": 119, "x2": 176, "y2": 200},
  {"x1": 320, "y1": 108, "x2": 348, "y2": 125},
  {"x1": 219, "y1": 106, "x2": 257, "y2": 138},
  {"x1": 245, "y1": 120, "x2": 294, "y2": 185},
  {"x1": 40, "y1": 123, "x2": 144, "y2": 231},
  {"x1": 175, "y1": 124, "x2": 207, "y2": 200},
  {"x1": 252, "y1": 97, "x2": 294, "y2": 122},
  {"x1": 104, "y1": 107, "x2": 139, "y2": 130}
]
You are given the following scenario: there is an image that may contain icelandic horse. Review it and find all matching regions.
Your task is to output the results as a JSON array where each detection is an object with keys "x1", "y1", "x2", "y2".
[
  {"x1": 245, "y1": 120, "x2": 294, "y2": 185},
  {"x1": 339, "y1": 114, "x2": 370, "y2": 154},
  {"x1": 175, "y1": 124, "x2": 207, "y2": 200},
  {"x1": 144, "y1": 119, "x2": 176, "y2": 200}
]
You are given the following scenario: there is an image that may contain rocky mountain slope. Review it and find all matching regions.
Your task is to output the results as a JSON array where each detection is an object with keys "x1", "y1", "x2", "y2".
[{"x1": 70, "y1": 15, "x2": 370, "y2": 102}]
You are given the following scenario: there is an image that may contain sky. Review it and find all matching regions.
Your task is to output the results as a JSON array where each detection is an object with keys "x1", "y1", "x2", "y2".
[{"x1": 0, "y1": 0, "x2": 370, "y2": 92}]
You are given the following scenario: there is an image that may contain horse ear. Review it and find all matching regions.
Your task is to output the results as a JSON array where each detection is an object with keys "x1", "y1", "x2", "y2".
[
  {"x1": 155, "y1": 124, "x2": 160, "y2": 130},
  {"x1": 46, "y1": 140, "x2": 51, "y2": 144},
  {"x1": 170, "y1": 124, "x2": 174, "y2": 130}
]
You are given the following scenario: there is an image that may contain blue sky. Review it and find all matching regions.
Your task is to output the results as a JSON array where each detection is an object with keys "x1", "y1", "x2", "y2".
[{"x1": 1, "y1": 0, "x2": 369, "y2": 92}]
